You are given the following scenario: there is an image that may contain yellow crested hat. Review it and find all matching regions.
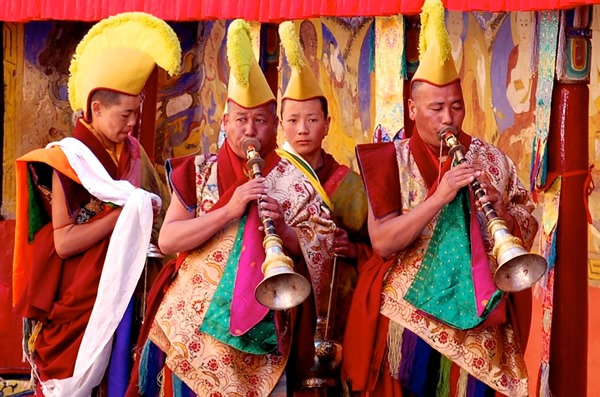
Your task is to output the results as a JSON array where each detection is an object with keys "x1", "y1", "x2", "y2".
[
  {"x1": 411, "y1": 0, "x2": 459, "y2": 88},
  {"x1": 226, "y1": 19, "x2": 275, "y2": 109},
  {"x1": 68, "y1": 12, "x2": 181, "y2": 119},
  {"x1": 279, "y1": 21, "x2": 325, "y2": 102}
]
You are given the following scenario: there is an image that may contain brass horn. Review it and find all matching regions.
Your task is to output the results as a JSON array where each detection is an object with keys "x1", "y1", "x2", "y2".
[
  {"x1": 438, "y1": 127, "x2": 547, "y2": 292},
  {"x1": 242, "y1": 138, "x2": 312, "y2": 310}
]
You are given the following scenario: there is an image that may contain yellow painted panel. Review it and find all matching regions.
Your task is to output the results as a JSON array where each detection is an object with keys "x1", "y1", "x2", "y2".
[{"x1": 2, "y1": 23, "x2": 23, "y2": 219}]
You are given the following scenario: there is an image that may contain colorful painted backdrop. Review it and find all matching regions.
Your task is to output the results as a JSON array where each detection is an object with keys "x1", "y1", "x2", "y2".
[{"x1": 2, "y1": 10, "x2": 599, "y2": 279}]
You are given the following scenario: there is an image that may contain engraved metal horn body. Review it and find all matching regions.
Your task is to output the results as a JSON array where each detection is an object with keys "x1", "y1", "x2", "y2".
[
  {"x1": 438, "y1": 126, "x2": 547, "y2": 292},
  {"x1": 300, "y1": 254, "x2": 343, "y2": 392},
  {"x1": 242, "y1": 138, "x2": 312, "y2": 310}
]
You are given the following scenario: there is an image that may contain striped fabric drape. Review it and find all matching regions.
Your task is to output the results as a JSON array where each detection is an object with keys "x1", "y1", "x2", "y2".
[{"x1": 1, "y1": 0, "x2": 600, "y2": 22}]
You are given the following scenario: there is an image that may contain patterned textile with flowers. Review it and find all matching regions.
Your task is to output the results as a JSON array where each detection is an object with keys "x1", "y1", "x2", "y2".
[
  {"x1": 380, "y1": 138, "x2": 538, "y2": 397},
  {"x1": 149, "y1": 154, "x2": 334, "y2": 396}
]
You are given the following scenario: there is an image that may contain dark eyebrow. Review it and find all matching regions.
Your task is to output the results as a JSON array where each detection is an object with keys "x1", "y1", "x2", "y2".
[{"x1": 286, "y1": 112, "x2": 320, "y2": 117}]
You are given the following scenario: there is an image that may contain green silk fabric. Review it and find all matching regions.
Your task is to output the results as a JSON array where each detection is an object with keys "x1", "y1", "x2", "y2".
[
  {"x1": 329, "y1": 171, "x2": 368, "y2": 234},
  {"x1": 404, "y1": 188, "x2": 502, "y2": 330},
  {"x1": 200, "y1": 214, "x2": 278, "y2": 354},
  {"x1": 27, "y1": 169, "x2": 48, "y2": 242}
]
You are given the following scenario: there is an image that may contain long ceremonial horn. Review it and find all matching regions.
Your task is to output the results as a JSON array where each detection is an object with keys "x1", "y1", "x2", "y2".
[
  {"x1": 438, "y1": 127, "x2": 547, "y2": 292},
  {"x1": 243, "y1": 138, "x2": 312, "y2": 309}
]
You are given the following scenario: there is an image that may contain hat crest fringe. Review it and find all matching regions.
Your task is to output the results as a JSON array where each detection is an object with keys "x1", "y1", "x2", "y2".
[
  {"x1": 227, "y1": 19, "x2": 254, "y2": 89},
  {"x1": 279, "y1": 21, "x2": 305, "y2": 72},
  {"x1": 68, "y1": 12, "x2": 181, "y2": 112},
  {"x1": 419, "y1": 0, "x2": 452, "y2": 65}
]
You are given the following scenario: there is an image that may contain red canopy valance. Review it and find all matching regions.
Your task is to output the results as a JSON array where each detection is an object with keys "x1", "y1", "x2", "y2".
[{"x1": 1, "y1": 0, "x2": 599, "y2": 22}]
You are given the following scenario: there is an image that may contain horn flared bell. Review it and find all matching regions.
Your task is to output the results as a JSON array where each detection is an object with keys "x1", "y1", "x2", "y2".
[
  {"x1": 490, "y1": 220, "x2": 548, "y2": 292},
  {"x1": 255, "y1": 235, "x2": 312, "y2": 310},
  {"x1": 255, "y1": 267, "x2": 312, "y2": 310}
]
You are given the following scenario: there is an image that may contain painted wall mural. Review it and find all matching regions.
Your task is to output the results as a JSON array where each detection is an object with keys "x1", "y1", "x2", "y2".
[
  {"x1": 154, "y1": 20, "x2": 229, "y2": 167},
  {"x1": 444, "y1": 11, "x2": 539, "y2": 189},
  {"x1": 373, "y1": 15, "x2": 405, "y2": 142},
  {"x1": 2, "y1": 11, "x2": 600, "y2": 280},
  {"x1": 2, "y1": 22, "x2": 23, "y2": 218},
  {"x1": 451, "y1": 12, "x2": 501, "y2": 147},
  {"x1": 20, "y1": 21, "x2": 88, "y2": 154}
]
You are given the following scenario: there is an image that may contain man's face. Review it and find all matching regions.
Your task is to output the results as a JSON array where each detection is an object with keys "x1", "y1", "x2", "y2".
[
  {"x1": 408, "y1": 81, "x2": 465, "y2": 150},
  {"x1": 280, "y1": 98, "x2": 330, "y2": 159},
  {"x1": 223, "y1": 101, "x2": 278, "y2": 158}
]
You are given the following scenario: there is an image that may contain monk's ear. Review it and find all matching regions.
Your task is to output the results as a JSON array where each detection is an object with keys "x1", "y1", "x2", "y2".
[
  {"x1": 90, "y1": 100, "x2": 103, "y2": 118},
  {"x1": 222, "y1": 112, "x2": 229, "y2": 126},
  {"x1": 408, "y1": 98, "x2": 417, "y2": 121}
]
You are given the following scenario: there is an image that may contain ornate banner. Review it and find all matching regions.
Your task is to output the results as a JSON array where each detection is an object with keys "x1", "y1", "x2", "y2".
[{"x1": 373, "y1": 16, "x2": 404, "y2": 142}]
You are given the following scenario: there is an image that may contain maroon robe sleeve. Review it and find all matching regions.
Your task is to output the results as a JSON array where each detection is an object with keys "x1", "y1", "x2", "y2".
[
  {"x1": 355, "y1": 142, "x2": 401, "y2": 219},
  {"x1": 165, "y1": 155, "x2": 198, "y2": 211}
]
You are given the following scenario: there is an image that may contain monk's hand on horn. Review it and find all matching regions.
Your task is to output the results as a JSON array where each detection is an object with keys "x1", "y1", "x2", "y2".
[
  {"x1": 258, "y1": 195, "x2": 285, "y2": 230},
  {"x1": 228, "y1": 177, "x2": 267, "y2": 218},
  {"x1": 435, "y1": 162, "x2": 481, "y2": 205},
  {"x1": 477, "y1": 172, "x2": 515, "y2": 232}
]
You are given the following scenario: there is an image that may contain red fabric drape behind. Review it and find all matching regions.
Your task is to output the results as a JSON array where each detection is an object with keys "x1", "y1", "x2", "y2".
[{"x1": 2, "y1": 0, "x2": 599, "y2": 22}]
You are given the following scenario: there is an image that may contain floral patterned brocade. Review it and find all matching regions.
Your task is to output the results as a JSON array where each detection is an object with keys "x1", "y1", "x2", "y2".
[
  {"x1": 379, "y1": 138, "x2": 537, "y2": 397},
  {"x1": 149, "y1": 154, "x2": 334, "y2": 396}
]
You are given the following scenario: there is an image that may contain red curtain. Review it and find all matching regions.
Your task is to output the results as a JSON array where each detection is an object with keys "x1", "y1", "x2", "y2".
[{"x1": 1, "y1": 0, "x2": 599, "y2": 22}]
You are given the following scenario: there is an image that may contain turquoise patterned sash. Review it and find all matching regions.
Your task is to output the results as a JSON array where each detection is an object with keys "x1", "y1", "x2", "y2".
[
  {"x1": 404, "y1": 188, "x2": 502, "y2": 330},
  {"x1": 200, "y1": 214, "x2": 278, "y2": 354}
]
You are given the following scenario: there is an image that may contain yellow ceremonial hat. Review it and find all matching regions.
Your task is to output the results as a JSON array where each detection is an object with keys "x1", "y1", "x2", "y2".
[
  {"x1": 279, "y1": 21, "x2": 325, "y2": 102},
  {"x1": 226, "y1": 19, "x2": 275, "y2": 109},
  {"x1": 411, "y1": 0, "x2": 459, "y2": 88},
  {"x1": 68, "y1": 12, "x2": 181, "y2": 120}
]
